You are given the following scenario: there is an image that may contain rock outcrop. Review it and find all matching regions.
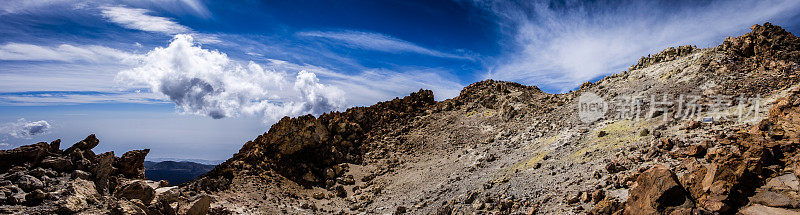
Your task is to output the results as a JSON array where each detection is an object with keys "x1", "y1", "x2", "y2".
[
  {"x1": 0, "y1": 135, "x2": 200, "y2": 214},
  {"x1": 620, "y1": 72, "x2": 800, "y2": 213},
  {"x1": 190, "y1": 89, "x2": 436, "y2": 190},
  {"x1": 624, "y1": 165, "x2": 693, "y2": 214}
]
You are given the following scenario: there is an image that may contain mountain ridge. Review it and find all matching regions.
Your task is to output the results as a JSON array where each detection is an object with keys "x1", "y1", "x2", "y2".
[
  {"x1": 186, "y1": 22, "x2": 800, "y2": 214},
  {"x1": 1, "y1": 22, "x2": 799, "y2": 214}
]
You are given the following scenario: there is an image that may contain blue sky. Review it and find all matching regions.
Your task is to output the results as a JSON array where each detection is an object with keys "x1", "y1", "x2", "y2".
[{"x1": 1, "y1": 0, "x2": 799, "y2": 160}]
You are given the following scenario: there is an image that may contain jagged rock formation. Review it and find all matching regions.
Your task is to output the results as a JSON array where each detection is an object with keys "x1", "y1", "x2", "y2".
[
  {"x1": 0, "y1": 135, "x2": 210, "y2": 215},
  {"x1": 190, "y1": 89, "x2": 435, "y2": 191},
  {"x1": 630, "y1": 45, "x2": 697, "y2": 71}
]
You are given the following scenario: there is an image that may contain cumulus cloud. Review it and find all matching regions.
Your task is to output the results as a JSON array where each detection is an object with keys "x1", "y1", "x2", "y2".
[
  {"x1": 117, "y1": 34, "x2": 346, "y2": 121},
  {"x1": 475, "y1": 0, "x2": 800, "y2": 92},
  {"x1": 1, "y1": 118, "x2": 51, "y2": 139},
  {"x1": 0, "y1": 43, "x2": 136, "y2": 63},
  {"x1": 299, "y1": 30, "x2": 471, "y2": 60},
  {"x1": 100, "y1": 6, "x2": 190, "y2": 35}
]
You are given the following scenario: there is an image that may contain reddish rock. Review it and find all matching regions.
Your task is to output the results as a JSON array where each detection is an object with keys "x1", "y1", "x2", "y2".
[
  {"x1": 115, "y1": 149, "x2": 150, "y2": 179},
  {"x1": 590, "y1": 199, "x2": 621, "y2": 215},
  {"x1": 624, "y1": 165, "x2": 693, "y2": 215},
  {"x1": 699, "y1": 158, "x2": 747, "y2": 212}
]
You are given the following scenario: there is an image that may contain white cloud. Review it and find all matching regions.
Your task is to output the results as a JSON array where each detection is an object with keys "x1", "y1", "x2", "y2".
[
  {"x1": 116, "y1": 34, "x2": 346, "y2": 121},
  {"x1": 477, "y1": 0, "x2": 800, "y2": 92},
  {"x1": 0, "y1": 143, "x2": 10, "y2": 149},
  {"x1": 0, "y1": 43, "x2": 136, "y2": 63},
  {"x1": 100, "y1": 6, "x2": 190, "y2": 35},
  {"x1": 299, "y1": 30, "x2": 471, "y2": 60},
  {"x1": 1, "y1": 118, "x2": 51, "y2": 139},
  {"x1": 176, "y1": 0, "x2": 210, "y2": 18}
]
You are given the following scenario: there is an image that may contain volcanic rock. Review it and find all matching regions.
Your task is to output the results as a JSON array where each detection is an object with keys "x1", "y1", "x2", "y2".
[{"x1": 624, "y1": 165, "x2": 693, "y2": 214}]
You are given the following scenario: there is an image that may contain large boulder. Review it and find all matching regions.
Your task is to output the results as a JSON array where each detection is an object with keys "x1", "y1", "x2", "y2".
[
  {"x1": 748, "y1": 190, "x2": 800, "y2": 208},
  {"x1": 763, "y1": 174, "x2": 800, "y2": 191},
  {"x1": 151, "y1": 186, "x2": 179, "y2": 204},
  {"x1": 699, "y1": 157, "x2": 747, "y2": 212},
  {"x1": 0, "y1": 142, "x2": 51, "y2": 171},
  {"x1": 69, "y1": 179, "x2": 98, "y2": 196},
  {"x1": 739, "y1": 204, "x2": 800, "y2": 215},
  {"x1": 64, "y1": 134, "x2": 100, "y2": 155},
  {"x1": 180, "y1": 195, "x2": 211, "y2": 215},
  {"x1": 114, "y1": 180, "x2": 156, "y2": 204},
  {"x1": 625, "y1": 165, "x2": 694, "y2": 215},
  {"x1": 57, "y1": 195, "x2": 87, "y2": 214},
  {"x1": 91, "y1": 151, "x2": 116, "y2": 194},
  {"x1": 115, "y1": 149, "x2": 149, "y2": 179},
  {"x1": 111, "y1": 199, "x2": 147, "y2": 215},
  {"x1": 40, "y1": 156, "x2": 73, "y2": 171}
]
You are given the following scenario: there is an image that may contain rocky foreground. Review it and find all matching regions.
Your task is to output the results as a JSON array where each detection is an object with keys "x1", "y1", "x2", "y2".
[
  {"x1": 2, "y1": 22, "x2": 800, "y2": 214},
  {"x1": 0, "y1": 135, "x2": 212, "y2": 214}
]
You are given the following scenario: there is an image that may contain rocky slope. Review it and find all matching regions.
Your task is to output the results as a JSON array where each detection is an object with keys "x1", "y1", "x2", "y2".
[
  {"x1": 2, "y1": 22, "x2": 799, "y2": 215},
  {"x1": 184, "y1": 23, "x2": 800, "y2": 214}
]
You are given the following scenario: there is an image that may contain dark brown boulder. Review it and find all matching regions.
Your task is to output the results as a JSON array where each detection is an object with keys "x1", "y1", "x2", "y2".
[
  {"x1": 115, "y1": 149, "x2": 149, "y2": 179},
  {"x1": 64, "y1": 134, "x2": 100, "y2": 155},
  {"x1": 698, "y1": 158, "x2": 747, "y2": 212},
  {"x1": 0, "y1": 142, "x2": 51, "y2": 171},
  {"x1": 114, "y1": 180, "x2": 155, "y2": 204},
  {"x1": 625, "y1": 165, "x2": 693, "y2": 215},
  {"x1": 48, "y1": 139, "x2": 61, "y2": 154},
  {"x1": 92, "y1": 151, "x2": 116, "y2": 194},
  {"x1": 39, "y1": 156, "x2": 73, "y2": 172}
]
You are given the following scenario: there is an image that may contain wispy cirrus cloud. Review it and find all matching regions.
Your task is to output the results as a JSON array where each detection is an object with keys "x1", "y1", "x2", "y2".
[
  {"x1": 475, "y1": 0, "x2": 800, "y2": 92},
  {"x1": 100, "y1": 5, "x2": 190, "y2": 35},
  {"x1": 1, "y1": 0, "x2": 210, "y2": 17},
  {"x1": 299, "y1": 30, "x2": 472, "y2": 60},
  {"x1": 0, "y1": 91, "x2": 162, "y2": 106},
  {"x1": 0, "y1": 43, "x2": 136, "y2": 63}
]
